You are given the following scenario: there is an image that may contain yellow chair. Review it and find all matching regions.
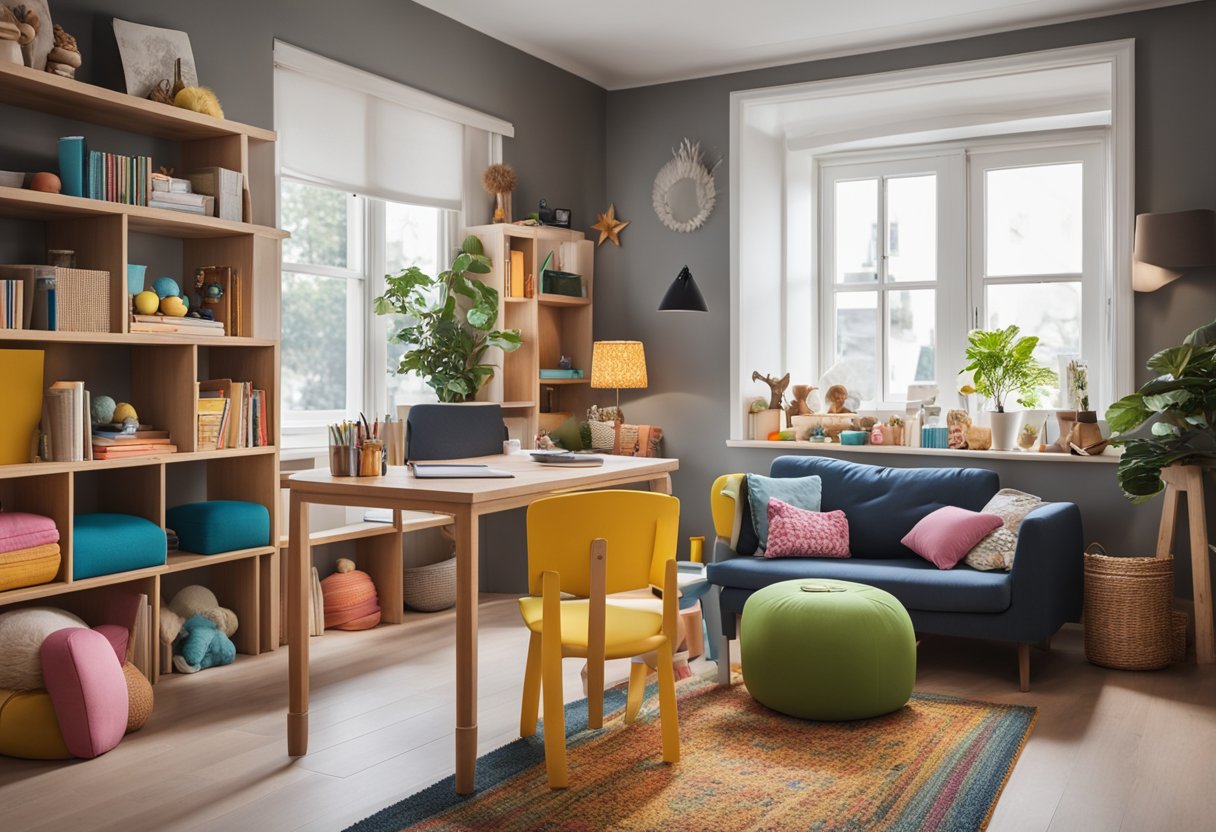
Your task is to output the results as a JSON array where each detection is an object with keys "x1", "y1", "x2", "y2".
[{"x1": 519, "y1": 490, "x2": 681, "y2": 789}]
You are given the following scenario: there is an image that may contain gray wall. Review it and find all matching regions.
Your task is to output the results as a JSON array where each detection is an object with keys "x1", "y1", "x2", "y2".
[{"x1": 601, "y1": 0, "x2": 1216, "y2": 595}]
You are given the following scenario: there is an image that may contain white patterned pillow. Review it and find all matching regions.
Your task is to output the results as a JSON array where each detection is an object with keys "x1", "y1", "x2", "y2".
[
  {"x1": 964, "y1": 488, "x2": 1043, "y2": 571},
  {"x1": 588, "y1": 420, "x2": 617, "y2": 451}
]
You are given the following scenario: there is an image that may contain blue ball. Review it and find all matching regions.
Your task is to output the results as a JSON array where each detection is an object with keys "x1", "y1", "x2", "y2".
[{"x1": 152, "y1": 276, "x2": 180, "y2": 299}]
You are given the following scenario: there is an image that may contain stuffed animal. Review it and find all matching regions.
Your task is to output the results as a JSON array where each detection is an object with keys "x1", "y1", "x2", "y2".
[
  {"x1": 172, "y1": 615, "x2": 235, "y2": 674},
  {"x1": 168, "y1": 585, "x2": 237, "y2": 637}
]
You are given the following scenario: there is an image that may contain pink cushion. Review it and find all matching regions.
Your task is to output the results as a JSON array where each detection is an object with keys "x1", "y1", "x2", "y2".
[
  {"x1": 901, "y1": 506, "x2": 1004, "y2": 570},
  {"x1": 92, "y1": 624, "x2": 129, "y2": 664},
  {"x1": 0, "y1": 512, "x2": 59, "y2": 554},
  {"x1": 39, "y1": 628, "x2": 128, "y2": 759},
  {"x1": 764, "y1": 499, "x2": 851, "y2": 558}
]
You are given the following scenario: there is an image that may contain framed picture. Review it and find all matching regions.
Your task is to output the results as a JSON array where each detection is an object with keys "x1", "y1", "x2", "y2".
[{"x1": 113, "y1": 18, "x2": 198, "y2": 99}]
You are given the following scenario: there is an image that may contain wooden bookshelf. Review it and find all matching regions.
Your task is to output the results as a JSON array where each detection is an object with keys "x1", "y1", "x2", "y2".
[
  {"x1": 464, "y1": 224, "x2": 594, "y2": 445},
  {"x1": 0, "y1": 66, "x2": 282, "y2": 683}
]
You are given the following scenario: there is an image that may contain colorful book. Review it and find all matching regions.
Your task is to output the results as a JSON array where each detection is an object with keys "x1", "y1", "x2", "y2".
[
  {"x1": 57, "y1": 136, "x2": 87, "y2": 198},
  {"x1": 197, "y1": 395, "x2": 229, "y2": 451},
  {"x1": 509, "y1": 250, "x2": 525, "y2": 298},
  {"x1": 0, "y1": 349, "x2": 43, "y2": 464}
]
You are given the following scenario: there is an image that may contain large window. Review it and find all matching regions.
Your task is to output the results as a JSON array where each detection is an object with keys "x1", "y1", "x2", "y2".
[
  {"x1": 818, "y1": 139, "x2": 1103, "y2": 408},
  {"x1": 280, "y1": 180, "x2": 452, "y2": 445}
]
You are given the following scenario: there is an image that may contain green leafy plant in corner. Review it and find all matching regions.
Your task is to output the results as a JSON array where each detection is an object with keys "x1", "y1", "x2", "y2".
[
  {"x1": 1106, "y1": 319, "x2": 1216, "y2": 503},
  {"x1": 373, "y1": 235, "x2": 521, "y2": 402},
  {"x1": 959, "y1": 325, "x2": 1057, "y2": 412}
]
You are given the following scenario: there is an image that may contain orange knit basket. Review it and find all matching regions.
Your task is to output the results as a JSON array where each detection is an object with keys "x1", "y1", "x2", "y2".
[
  {"x1": 321, "y1": 567, "x2": 381, "y2": 631},
  {"x1": 123, "y1": 662, "x2": 154, "y2": 733}
]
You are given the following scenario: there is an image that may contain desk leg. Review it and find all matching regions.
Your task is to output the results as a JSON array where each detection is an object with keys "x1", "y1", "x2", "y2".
[
  {"x1": 648, "y1": 473, "x2": 672, "y2": 495},
  {"x1": 287, "y1": 492, "x2": 311, "y2": 755},
  {"x1": 454, "y1": 507, "x2": 479, "y2": 794}
]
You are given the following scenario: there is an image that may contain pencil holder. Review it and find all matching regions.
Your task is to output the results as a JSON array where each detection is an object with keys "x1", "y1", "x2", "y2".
[
  {"x1": 359, "y1": 441, "x2": 383, "y2": 477},
  {"x1": 329, "y1": 445, "x2": 357, "y2": 477}
]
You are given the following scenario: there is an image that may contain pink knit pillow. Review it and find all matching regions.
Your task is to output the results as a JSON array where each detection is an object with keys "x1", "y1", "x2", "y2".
[
  {"x1": 901, "y1": 506, "x2": 1004, "y2": 570},
  {"x1": 764, "y1": 498, "x2": 850, "y2": 558}
]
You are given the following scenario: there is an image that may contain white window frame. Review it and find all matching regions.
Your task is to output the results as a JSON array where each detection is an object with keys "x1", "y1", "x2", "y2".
[{"x1": 729, "y1": 40, "x2": 1135, "y2": 441}]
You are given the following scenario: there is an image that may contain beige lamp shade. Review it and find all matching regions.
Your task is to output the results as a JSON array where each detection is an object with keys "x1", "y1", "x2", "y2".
[
  {"x1": 591, "y1": 341, "x2": 648, "y2": 389},
  {"x1": 1132, "y1": 209, "x2": 1216, "y2": 291}
]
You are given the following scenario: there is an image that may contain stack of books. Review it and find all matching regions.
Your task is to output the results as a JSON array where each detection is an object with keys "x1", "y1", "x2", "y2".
[
  {"x1": 129, "y1": 314, "x2": 226, "y2": 337},
  {"x1": 92, "y1": 427, "x2": 176, "y2": 460},
  {"x1": 41, "y1": 380, "x2": 91, "y2": 461},
  {"x1": 149, "y1": 175, "x2": 215, "y2": 215},
  {"x1": 87, "y1": 149, "x2": 152, "y2": 206},
  {"x1": 1, "y1": 278, "x2": 23, "y2": 329},
  {"x1": 198, "y1": 379, "x2": 269, "y2": 450}
]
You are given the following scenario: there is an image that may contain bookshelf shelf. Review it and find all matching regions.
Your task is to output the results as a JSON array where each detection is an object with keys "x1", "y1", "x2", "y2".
[
  {"x1": 0, "y1": 63, "x2": 283, "y2": 684},
  {"x1": 540, "y1": 377, "x2": 591, "y2": 385},
  {"x1": 537, "y1": 293, "x2": 591, "y2": 307}
]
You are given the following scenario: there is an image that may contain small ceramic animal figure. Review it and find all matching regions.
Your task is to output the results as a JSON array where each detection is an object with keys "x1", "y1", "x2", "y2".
[
  {"x1": 786, "y1": 384, "x2": 817, "y2": 423},
  {"x1": 751, "y1": 370, "x2": 790, "y2": 412},
  {"x1": 824, "y1": 384, "x2": 853, "y2": 414}
]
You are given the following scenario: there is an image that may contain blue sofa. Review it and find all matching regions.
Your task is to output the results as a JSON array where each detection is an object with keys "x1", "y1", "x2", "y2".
[{"x1": 706, "y1": 456, "x2": 1083, "y2": 690}]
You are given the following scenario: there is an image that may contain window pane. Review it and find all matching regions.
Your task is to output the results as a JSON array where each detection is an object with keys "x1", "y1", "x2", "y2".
[
  {"x1": 986, "y1": 281, "x2": 1080, "y2": 407},
  {"x1": 985, "y1": 164, "x2": 1082, "y2": 276},
  {"x1": 887, "y1": 289, "x2": 936, "y2": 400},
  {"x1": 281, "y1": 271, "x2": 349, "y2": 411},
  {"x1": 834, "y1": 291, "x2": 878, "y2": 401},
  {"x1": 834, "y1": 179, "x2": 878, "y2": 284},
  {"x1": 886, "y1": 175, "x2": 936, "y2": 283},
  {"x1": 383, "y1": 202, "x2": 447, "y2": 408},
  {"x1": 281, "y1": 181, "x2": 352, "y2": 268}
]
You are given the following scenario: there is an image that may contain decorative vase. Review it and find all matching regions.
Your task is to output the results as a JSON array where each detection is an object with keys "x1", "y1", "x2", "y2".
[
  {"x1": 1069, "y1": 411, "x2": 1109, "y2": 455},
  {"x1": 989, "y1": 411, "x2": 1021, "y2": 451},
  {"x1": 1050, "y1": 410, "x2": 1078, "y2": 453},
  {"x1": 126, "y1": 264, "x2": 147, "y2": 296}
]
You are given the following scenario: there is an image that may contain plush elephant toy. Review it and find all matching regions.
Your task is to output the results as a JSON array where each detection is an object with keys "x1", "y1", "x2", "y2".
[{"x1": 172, "y1": 615, "x2": 235, "y2": 675}]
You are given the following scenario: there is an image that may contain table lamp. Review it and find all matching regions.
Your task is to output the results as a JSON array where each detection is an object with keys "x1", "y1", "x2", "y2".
[
  {"x1": 1133, "y1": 209, "x2": 1216, "y2": 291},
  {"x1": 591, "y1": 340, "x2": 648, "y2": 418}
]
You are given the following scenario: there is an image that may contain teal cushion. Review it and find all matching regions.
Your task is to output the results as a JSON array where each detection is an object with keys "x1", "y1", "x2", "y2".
[
  {"x1": 745, "y1": 473, "x2": 822, "y2": 551},
  {"x1": 741, "y1": 579, "x2": 916, "y2": 720},
  {"x1": 165, "y1": 501, "x2": 270, "y2": 555},
  {"x1": 73, "y1": 514, "x2": 166, "y2": 580}
]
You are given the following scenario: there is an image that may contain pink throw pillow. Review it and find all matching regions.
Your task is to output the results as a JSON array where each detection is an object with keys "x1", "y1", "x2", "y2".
[
  {"x1": 40, "y1": 628, "x2": 128, "y2": 759},
  {"x1": 0, "y1": 512, "x2": 59, "y2": 555},
  {"x1": 902, "y1": 506, "x2": 1004, "y2": 570},
  {"x1": 765, "y1": 498, "x2": 850, "y2": 558}
]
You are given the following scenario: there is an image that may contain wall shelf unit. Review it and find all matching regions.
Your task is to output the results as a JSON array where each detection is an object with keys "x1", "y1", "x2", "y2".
[
  {"x1": 0, "y1": 64, "x2": 282, "y2": 684},
  {"x1": 464, "y1": 224, "x2": 594, "y2": 444}
]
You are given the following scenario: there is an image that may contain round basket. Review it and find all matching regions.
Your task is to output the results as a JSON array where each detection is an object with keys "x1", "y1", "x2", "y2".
[
  {"x1": 1083, "y1": 544, "x2": 1174, "y2": 670},
  {"x1": 1171, "y1": 609, "x2": 1189, "y2": 663},
  {"x1": 404, "y1": 554, "x2": 456, "y2": 612}
]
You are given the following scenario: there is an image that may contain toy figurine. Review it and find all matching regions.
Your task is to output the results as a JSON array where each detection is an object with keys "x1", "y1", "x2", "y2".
[
  {"x1": 825, "y1": 384, "x2": 853, "y2": 414},
  {"x1": 751, "y1": 370, "x2": 790, "y2": 411}
]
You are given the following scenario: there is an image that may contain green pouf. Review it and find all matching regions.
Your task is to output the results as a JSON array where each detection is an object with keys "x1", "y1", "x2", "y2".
[{"x1": 741, "y1": 579, "x2": 916, "y2": 721}]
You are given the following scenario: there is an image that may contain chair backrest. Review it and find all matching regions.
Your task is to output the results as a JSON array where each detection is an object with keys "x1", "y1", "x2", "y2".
[
  {"x1": 526, "y1": 490, "x2": 679, "y2": 597},
  {"x1": 405, "y1": 403, "x2": 507, "y2": 461}
]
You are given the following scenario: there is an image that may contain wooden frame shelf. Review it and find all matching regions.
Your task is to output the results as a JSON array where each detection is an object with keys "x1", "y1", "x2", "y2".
[
  {"x1": 164, "y1": 546, "x2": 277, "y2": 574},
  {"x1": 0, "y1": 330, "x2": 277, "y2": 347},
  {"x1": 537, "y1": 293, "x2": 591, "y2": 307},
  {"x1": 0, "y1": 447, "x2": 277, "y2": 480}
]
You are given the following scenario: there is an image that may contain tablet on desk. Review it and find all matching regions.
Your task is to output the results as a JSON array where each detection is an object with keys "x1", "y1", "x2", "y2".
[{"x1": 408, "y1": 463, "x2": 514, "y2": 479}]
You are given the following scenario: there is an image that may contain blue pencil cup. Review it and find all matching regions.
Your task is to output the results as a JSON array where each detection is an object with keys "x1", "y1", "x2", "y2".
[{"x1": 127, "y1": 264, "x2": 147, "y2": 295}]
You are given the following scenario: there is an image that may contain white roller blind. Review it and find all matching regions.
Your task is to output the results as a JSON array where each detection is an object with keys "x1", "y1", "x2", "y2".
[{"x1": 274, "y1": 42, "x2": 512, "y2": 211}]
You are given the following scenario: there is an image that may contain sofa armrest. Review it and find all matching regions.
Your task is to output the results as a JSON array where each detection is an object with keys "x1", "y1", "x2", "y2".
[
  {"x1": 1009, "y1": 501, "x2": 1084, "y2": 637},
  {"x1": 711, "y1": 537, "x2": 742, "y2": 563}
]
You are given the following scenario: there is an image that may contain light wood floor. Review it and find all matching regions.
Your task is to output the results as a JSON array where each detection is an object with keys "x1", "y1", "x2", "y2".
[{"x1": 1, "y1": 597, "x2": 1213, "y2": 832}]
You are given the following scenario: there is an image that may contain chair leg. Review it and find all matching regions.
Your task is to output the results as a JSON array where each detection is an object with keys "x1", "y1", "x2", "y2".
[
  {"x1": 541, "y1": 578, "x2": 567, "y2": 789},
  {"x1": 656, "y1": 639, "x2": 680, "y2": 764},
  {"x1": 520, "y1": 632, "x2": 542, "y2": 738},
  {"x1": 716, "y1": 635, "x2": 732, "y2": 687},
  {"x1": 625, "y1": 659, "x2": 648, "y2": 723},
  {"x1": 1018, "y1": 642, "x2": 1030, "y2": 692},
  {"x1": 587, "y1": 655, "x2": 605, "y2": 730}
]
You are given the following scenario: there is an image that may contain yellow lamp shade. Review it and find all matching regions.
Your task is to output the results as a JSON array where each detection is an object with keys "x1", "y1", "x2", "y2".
[{"x1": 591, "y1": 341, "x2": 648, "y2": 390}]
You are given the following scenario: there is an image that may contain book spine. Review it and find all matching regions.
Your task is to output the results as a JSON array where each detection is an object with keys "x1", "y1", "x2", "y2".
[{"x1": 57, "y1": 136, "x2": 86, "y2": 198}]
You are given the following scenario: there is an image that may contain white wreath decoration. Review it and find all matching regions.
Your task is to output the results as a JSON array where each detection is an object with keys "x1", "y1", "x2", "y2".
[{"x1": 652, "y1": 138, "x2": 720, "y2": 233}]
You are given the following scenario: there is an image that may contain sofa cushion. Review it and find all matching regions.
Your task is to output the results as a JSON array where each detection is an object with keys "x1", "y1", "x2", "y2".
[
  {"x1": 901, "y1": 506, "x2": 1003, "y2": 570},
  {"x1": 965, "y1": 488, "x2": 1044, "y2": 571},
  {"x1": 765, "y1": 456, "x2": 999, "y2": 558},
  {"x1": 765, "y1": 500, "x2": 850, "y2": 559},
  {"x1": 40, "y1": 627, "x2": 128, "y2": 759},
  {"x1": 707, "y1": 556, "x2": 1012, "y2": 614},
  {"x1": 745, "y1": 473, "x2": 822, "y2": 551},
  {"x1": 165, "y1": 501, "x2": 270, "y2": 556}
]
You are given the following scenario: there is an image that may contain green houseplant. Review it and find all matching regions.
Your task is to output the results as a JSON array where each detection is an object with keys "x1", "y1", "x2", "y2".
[
  {"x1": 960, "y1": 325, "x2": 1057, "y2": 450},
  {"x1": 1106, "y1": 319, "x2": 1216, "y2": 502},
  {"x1": 373, "y1": 235, "x2": 521, "y2": 403}
]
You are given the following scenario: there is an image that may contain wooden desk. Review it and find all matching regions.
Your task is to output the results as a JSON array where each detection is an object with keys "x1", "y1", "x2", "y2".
[{"x1": 285, "y1": 453, "x2": 679, "y2": 793}]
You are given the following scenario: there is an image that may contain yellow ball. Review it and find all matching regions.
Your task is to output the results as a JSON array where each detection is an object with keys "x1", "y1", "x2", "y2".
[
  {"x1": 160, "y1": 296, "x2": 187, "y2": 317},
  {"x1": 134, "y1": 290, "x2": 159, "y2": 315},
  {"x1": 113, "y1": 402, "x2": 138, "y2": 424}
]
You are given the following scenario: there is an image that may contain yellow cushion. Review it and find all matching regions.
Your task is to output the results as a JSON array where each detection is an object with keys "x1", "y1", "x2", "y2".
[
  {"x1": 0, "y1": 688, "x2": 71, "y2": 760},
  {"x1": 518, "y1": 597, "x2": 665, "y2": 659}
]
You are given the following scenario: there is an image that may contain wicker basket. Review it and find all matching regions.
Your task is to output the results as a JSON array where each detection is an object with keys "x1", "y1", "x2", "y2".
[
  {"x1": 54, "y1": 268, "x2": 110, "y2": 333},
  {"x1": 1171, "y1": 609, "x2": 1189, "y2": 663},
  {"x1": 1083, "y1": 543, "x2": 1174, "y2": 670},
  {"x1": 403, "y1": 554, "x2": 456, "y2": 612}
]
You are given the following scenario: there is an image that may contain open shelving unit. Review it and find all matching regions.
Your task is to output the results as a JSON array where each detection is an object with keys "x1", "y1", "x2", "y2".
[
  {"x1": 0, "y1": 60, "x2": 282, "y2": 681},
  {"x1": 464, "y1": 224, "x2": 594, "y2": 444}
]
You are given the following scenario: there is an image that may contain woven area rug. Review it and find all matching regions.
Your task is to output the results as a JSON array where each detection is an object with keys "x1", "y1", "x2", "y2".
[{"x1": 348, "y1": 674, "x2": 1035, "y2": 832}]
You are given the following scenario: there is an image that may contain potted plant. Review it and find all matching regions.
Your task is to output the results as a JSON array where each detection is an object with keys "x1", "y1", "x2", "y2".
[
  {"x1": 960, "y1": 325, "x2": 1057, "y2": 451},
  {"x1": 373, "y1": 235, "x2": 522, "y2": 403},
  {"x1": 1106, "y1": 319, "x2": 1216, "y2": 502}
]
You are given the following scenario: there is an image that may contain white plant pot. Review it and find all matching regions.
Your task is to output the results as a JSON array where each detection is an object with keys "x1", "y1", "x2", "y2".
[{"x1": 989, "y1": 411, "x2": 1021, "y2": 451}]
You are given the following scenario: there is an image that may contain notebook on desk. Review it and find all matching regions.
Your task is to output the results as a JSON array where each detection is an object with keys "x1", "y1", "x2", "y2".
[{"x1": 408, "y1": 463, "x2": 514, "y2": 479}]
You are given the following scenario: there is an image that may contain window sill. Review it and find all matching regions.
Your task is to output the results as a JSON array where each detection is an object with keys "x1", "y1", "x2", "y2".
[{"x1": 724, "y1": 439, "x2": 1121, "y2": 464}]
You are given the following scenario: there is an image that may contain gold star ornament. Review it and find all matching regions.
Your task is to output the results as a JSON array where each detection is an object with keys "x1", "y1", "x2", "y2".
[{"x1": 591, "y1": 203, "x2": 630, "y2": 247}]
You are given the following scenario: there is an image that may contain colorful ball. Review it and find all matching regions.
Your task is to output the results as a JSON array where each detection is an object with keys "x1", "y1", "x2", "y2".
[
  {"x1": 133, "y1": 291, "x2": 159, "y2": 315},
  {"x1": 151, "y1": 277, "x2": 180, "y2": 299},
  {"x1": 160, "y1": 296, "x2": 187, "y2": 317},
  {"x1": 113, "y1": 402, "x2": 138, "y2": 424},
  {"x1": 91, "y1": 395, "x2": 116, "y2": 425}
]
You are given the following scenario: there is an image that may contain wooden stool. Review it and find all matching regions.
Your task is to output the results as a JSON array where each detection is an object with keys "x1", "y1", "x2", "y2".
[{"x1": 1156, "y1": 466, "x2": 1213, "y2": 664}]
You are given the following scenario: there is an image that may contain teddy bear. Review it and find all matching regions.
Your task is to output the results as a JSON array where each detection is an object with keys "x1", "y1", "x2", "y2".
[{"x1": 173, "y1": 615, "x2": 235, "y2": 674}]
